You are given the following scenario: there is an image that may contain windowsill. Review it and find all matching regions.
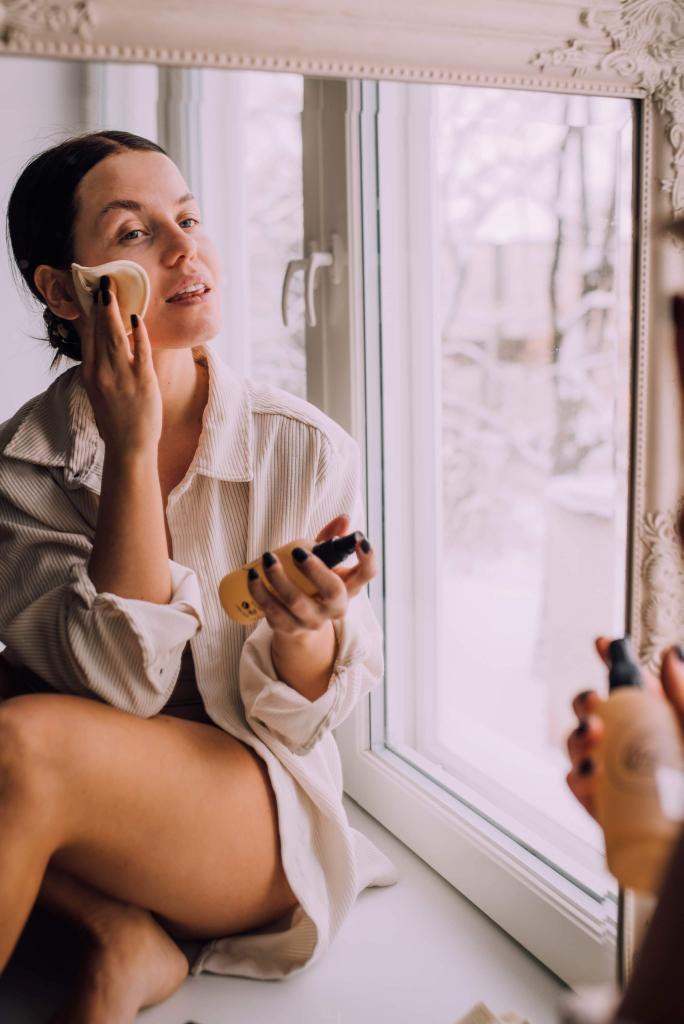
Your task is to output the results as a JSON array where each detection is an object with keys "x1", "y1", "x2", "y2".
[{"x1": 2, "y1": 797, "x2": 565, "y2": 1023}]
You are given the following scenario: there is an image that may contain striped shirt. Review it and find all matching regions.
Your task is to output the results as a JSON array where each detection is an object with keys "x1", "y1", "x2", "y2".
[{"x1": 0, "y1": 342, "x2": 397, "y2": 978}]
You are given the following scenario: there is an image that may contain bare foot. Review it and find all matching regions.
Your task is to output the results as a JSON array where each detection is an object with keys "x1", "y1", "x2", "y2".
[{"x1": 49, "y1": 904, "x2": 189, "y2": 1024}]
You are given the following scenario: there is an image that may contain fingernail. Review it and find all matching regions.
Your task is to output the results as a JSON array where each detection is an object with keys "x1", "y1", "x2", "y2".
[
  {"x1": 578, "y1": 757, "x2": 594, "y2": 777},
  {"x1": 360, "y1": 538, "x2": 371, "y2": 554},
  {"x1": 675, "y1": 645, "x2": 684, "y2": 662},
  {"x1": 100, "y1": 275, "x2": 110, "y2": 289},
  {"x1": 262, "y1": 552, "x2": 276, "y2": 569},
  {"x1": 131, "y1": 313, "x2": 139, "y2": 328},
  {"x1": 93, "y1": 288, "x2": 99, "y2": 305},
  {"x1": 292, "y1": 547, "x2": 309, "y2": 563},
  {"x1": 577, "y1": 690, "x2": 592, "y2": 704},
  {"x1": 247, "y1": 567, "x2": 259, "y2": 581},
  {"x1": 102, "y1": 287, "x2": 111, "y2": 307},
  {"x1": 575, "y1": 720, "x2": 588, "y2": 738}
]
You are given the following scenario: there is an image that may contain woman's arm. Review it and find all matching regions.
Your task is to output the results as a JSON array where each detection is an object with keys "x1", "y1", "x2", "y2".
[{"x1": 82, "y1": 279, "x2": 171, "y2": 604}]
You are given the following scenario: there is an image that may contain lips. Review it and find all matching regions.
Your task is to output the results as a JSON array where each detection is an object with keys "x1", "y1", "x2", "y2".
[{"x1": 165, "y1": 280, "x2": 210, "y2": 302}]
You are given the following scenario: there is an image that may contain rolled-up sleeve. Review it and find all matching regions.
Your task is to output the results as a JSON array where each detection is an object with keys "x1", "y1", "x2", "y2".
[
  {"x1": 0, "y1": 479, "x2": 204, "y2": 716},
  {"x1": 238, "y1": 429, "x2": 384, "y2": 754}
]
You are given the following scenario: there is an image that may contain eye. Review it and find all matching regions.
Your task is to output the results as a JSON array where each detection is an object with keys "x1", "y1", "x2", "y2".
[
  {"x1": 179, "y1": 217, "x2": 200, "y2": 229},
  {"x1": 119, "y1": 228, "x2": 145, "y2": 242}
]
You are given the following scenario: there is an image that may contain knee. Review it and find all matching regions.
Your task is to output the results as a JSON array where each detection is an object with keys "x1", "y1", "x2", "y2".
[{"x1": 0, "y1": 695, "x2": 62, "y2": 797}]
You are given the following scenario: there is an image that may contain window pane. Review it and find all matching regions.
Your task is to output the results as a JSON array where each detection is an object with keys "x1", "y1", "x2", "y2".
[
  {"x1": 243, "y1": 72, "x2": 306, "y2": 398},
  {"x1": 374, "y1": 83, "x2": 634, "y2": 895}
]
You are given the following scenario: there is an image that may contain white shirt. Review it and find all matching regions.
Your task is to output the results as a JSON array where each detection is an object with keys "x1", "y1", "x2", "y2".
[{"x1": 0, "y1": 342, "x2": 397, "y2": 978}]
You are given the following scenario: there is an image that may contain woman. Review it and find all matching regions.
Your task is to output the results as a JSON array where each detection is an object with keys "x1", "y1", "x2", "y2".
[{"x1": 0, "y1": 130, "x2": 396, "y2": 1023}]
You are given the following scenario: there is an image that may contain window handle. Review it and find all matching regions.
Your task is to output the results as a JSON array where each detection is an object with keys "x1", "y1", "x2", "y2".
[{"x1": 281, "y1": 235, "x2": 345, "y2": 328}]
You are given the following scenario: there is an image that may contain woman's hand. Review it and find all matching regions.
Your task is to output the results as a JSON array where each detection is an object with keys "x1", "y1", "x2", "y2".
[
  {"x1": 247, "y1": 514, "x2": 376, "y2": 636},
  {"x1": 80, "y1": 275, "x2": 162, "y2": 457},
  {"x1": 567, "y1": 638, "x2": 684, "y2": 819},
  {"x1": 246, "y1": 515, "x2": 377, "y2": 700}
]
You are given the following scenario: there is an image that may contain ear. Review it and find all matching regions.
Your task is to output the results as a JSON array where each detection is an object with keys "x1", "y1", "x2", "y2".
[{"x1": 33, "y1": 265, "x2": 81, "y2": 322}]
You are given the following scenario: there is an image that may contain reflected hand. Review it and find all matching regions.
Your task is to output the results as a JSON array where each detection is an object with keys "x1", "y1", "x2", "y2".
[
  {"x1": 246, "y1": 515, "x2": 376, "y2": 637},
  {"x1": 566, "y1": 637, "x2": 684, "y2": 820}
]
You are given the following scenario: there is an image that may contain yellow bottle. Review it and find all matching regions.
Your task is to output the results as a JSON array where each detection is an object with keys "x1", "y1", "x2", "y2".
[
  {"x1": 218, "y1": 531, "x2": 363, "y2": 625},
  {"x1": 594, "y1": 638, "x2": 684, "y2": 894}
]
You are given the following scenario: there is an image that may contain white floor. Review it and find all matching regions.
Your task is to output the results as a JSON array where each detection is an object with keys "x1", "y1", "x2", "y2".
[{"x1": 1, "y1": 798, "x2": 566, "y2": 1023}]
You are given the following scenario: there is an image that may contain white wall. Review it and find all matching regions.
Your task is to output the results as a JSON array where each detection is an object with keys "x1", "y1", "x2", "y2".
[{"x1": 0, "y1": 56, "x2": 90, "y2": 421}]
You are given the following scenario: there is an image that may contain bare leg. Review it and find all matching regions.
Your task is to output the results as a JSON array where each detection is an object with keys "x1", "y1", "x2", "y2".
[
  {"x1": 39, "y1": 867, "x2": 189, "y2": 1024},
  {"x1": 0, "y1": 675, "x2": 296, "y2": 1023},
  {"x1": 0, "y1": 662, "x2": 190, "y2": 1020}
]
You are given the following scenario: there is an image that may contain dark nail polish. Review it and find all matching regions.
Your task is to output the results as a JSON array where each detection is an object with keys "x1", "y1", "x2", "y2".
[
  {"x1": 577, "y1": 690, "x2": 593, "y2": 704},
  {"x1": 575, "y1": 720, "x2": 588, "y2": 738},
  {"x1": 102, "y1": 287, "x2": 111, "y2": 307},
  {"x1": 247, "y1": 567, "x2": 259, "y2": 582},
  {"x1": 262, "y1": 551, "x2": 276, "y2": 569},
  {"x1": 292, "y1": 547, "x2": 309, "y2": 563},
  {"x1": 675, "y1": 645, "x2": 684, "y2": 662},
  {"x1": 131, "y1": 313, "x2": 139, "y2": 329},
  {"x1": 578, "y1": 757, "x2": 594, "y2": 777},
  {"x1": 93, "y1": 288, "x2": 99, "y2": 305},
  {"x1": 360, "y1": 538, "x2": 371, "y2": 554},
  {"x1": 100, "y1": 275, "x2": 110, "y2": 289}
]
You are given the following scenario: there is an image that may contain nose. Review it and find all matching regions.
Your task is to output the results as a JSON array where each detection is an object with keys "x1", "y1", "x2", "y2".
[{"x1": 162, "y1": 221, "x2": 198, "y2": 266}]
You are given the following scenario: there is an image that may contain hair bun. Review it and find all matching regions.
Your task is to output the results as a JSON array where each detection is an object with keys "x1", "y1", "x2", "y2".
[{"x1": 43, "y1": 308, "x2": 81, "y2": 361}]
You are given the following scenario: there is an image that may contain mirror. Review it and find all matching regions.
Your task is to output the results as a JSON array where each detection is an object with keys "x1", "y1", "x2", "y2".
[{"x1": 0, "y1": 49, "x2": 640, "y2": 1004}]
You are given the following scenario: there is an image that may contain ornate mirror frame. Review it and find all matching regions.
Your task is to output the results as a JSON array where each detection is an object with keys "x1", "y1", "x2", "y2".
[{"x1": 3, "y1": 0, "x2": 683, "y2": 980}]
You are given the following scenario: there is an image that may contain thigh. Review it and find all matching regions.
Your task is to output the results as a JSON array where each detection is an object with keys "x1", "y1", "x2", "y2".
[{"x1": 2, "y1": 691, "x2": 296, "y2": 939}]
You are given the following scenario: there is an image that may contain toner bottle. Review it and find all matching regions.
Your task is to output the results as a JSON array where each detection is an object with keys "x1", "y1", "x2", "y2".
[
  {"x1": 219, "y1": 531, "x2": 363, "y2": 625},
  {"x1": 595, "y1": 638, "x2": 684, "y2": 894}
]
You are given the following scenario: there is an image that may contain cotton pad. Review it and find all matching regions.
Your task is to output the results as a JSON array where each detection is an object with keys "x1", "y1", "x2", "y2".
[{"x1": 71, "y1": 260, "x2": 150, "y2": 333}]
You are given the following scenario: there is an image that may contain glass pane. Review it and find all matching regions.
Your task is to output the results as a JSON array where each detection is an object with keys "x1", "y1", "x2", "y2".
[
  {"x1": 243, "y1": 72, "x2": 306, "y2": 398},
  {"x1": 0, "y1": 60, "x2": 306, "y2": 416},
  {"x1": 375, "y1": 83, "x2": 634, "y2": 894}
]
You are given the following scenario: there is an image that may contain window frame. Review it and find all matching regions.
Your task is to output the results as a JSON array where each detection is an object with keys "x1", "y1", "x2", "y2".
[{"x1": 308, "y1": 77, "x2": 652, "y2": 987}]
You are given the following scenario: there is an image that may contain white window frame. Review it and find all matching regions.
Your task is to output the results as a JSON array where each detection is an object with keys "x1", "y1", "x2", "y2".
[{"x1": 302, "y1": 77, "x2": 650, "y2": 988}]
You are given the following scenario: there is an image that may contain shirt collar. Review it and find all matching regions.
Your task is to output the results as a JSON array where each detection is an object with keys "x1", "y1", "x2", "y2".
[{"x1": 2, "y1": 342, "x2": 254, "y2": 487}]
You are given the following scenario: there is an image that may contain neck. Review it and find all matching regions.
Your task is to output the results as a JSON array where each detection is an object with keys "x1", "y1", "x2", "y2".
[{"x1": 152, "y1": 346, "x2": 209, "y2": 434}]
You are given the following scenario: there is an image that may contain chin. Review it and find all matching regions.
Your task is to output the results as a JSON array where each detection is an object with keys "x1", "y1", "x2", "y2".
[{"x1": 148, "y1": 309, "x2": 222, "y2": 348}]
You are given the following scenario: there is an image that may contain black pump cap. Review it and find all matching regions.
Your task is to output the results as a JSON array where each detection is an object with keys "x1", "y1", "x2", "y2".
[
  {"x1": 608, "y1": 637, "x2": 642, "y2": 691},
  {"x1": 312, "y1": 531, "x2": 363, "y2": 569}
]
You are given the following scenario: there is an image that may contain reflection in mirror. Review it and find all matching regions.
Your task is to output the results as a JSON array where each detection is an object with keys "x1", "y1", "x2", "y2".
[
  {"x1": 0, "y1": 57, "x2": 306, "y2": 419},
  {"x1": 372, "y1": 82, "x2": 633, "y2": 893}
]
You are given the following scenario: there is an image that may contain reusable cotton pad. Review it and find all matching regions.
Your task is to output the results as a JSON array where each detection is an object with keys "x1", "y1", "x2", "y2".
[{"x1": 71, "y1": 260, "x2": 150, "y2": 333}]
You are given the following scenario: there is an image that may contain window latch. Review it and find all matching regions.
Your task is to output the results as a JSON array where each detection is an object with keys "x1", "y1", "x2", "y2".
[{"x1": 281, "y1": 234, "x2": 345, "y2": 328}]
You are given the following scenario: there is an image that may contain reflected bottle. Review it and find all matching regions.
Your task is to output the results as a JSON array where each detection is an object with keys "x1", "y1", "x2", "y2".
[
  {"x1": 595, "y1": 637, "x2": 684, "y2": 894},
  {"x1": 218, "y1": 531, "x2": 363, "y2": 625}
]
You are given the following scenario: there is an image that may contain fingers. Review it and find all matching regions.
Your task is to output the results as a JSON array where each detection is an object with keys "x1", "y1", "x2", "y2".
[
  {"x1": 566, "y1": 762, "x2": 598, "y2": 820},
  {"x1": 246, "y1": 567, "x2": 303, "y2": 634},
  {"x1": 315, "y1": 515, "x2": 350, "y2": 543},
  {"x1": 594, "y1": 636, "x2": 611, "y2": 667},
  {"x1": 660, "y1": 646, "x2": 684, "y2": 730},
  {"x1": 332, "y1": 534, "x2": 377, "y2": 597},
  {"x1": 262, "y1": 550, "x2": 347, "y2": 626},
  {"x1": 130, "y1": 313, "x2": 152, "y2": 369},
  {"x1": 93, "y1": 275, "x2": 132, "y2": 367},
  {"x1": 567, "y1": 713, "x2": 603, "y2": 771},
  {"x1": 572, "y1": 688, "x2": 602, "y2": 720}
]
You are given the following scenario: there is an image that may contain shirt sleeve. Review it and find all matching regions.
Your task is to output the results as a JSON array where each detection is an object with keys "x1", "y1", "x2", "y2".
[
  {"x1": 0, "y1": 465, "x2": 204, "y2": 717},
  {"x1": 238, "y1": 429, "x2": 384, "y2": 755}
]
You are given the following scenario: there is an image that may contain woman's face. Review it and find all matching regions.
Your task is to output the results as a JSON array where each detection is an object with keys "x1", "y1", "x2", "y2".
[{"x1": 70, "y1": 149, "x2": 221, "y2": 349}]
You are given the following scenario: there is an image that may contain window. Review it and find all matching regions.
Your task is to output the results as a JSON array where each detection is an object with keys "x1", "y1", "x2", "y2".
[{"x1": 337, "y1": 80, "x2": 636, "y2": 987}]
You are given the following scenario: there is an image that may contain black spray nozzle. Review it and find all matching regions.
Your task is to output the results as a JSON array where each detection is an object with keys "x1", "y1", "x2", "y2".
[
  {"x1": 608, "y1": 637, "x2": 643, "y2": 691},
  {"x1": 312, "y1": 531, "x2": 364, "y2": 569}
]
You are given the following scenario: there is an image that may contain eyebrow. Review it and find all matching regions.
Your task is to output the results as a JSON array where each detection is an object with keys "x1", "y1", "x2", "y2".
[{"x1": 96, "y1": 192, "x2": 196, "y2": 222}]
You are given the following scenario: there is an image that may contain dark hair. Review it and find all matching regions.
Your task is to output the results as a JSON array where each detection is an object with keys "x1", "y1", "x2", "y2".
[{"x1": 6, "y1": 130, "x2": 167, "y2": 368}]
